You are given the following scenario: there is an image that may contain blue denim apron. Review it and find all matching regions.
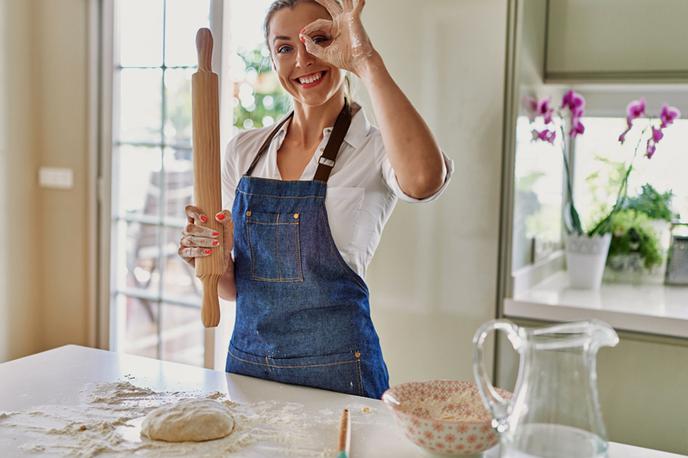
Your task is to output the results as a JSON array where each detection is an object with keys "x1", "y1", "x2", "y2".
[{"x1": 226, "y1": 102, "x2": 389, "y2": 399}]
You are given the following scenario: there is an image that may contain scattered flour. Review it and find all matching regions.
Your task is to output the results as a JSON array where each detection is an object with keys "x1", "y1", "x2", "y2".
[{"x1": 0, "y1": 381, "x2": 348, "y2": 457}]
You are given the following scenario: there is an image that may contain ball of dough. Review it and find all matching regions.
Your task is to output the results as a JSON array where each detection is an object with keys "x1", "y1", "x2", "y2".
[{"x1": 141, "y1": 399, "x2": 235, "y2": 443}]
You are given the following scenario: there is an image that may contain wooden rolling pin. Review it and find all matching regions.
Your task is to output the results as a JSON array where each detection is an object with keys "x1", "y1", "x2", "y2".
[{"x1": 192, "y1": 28, "x2": 223, "y2": 328}]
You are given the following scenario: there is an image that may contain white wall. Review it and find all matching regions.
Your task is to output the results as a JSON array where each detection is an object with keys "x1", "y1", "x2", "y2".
[
  {"x1": 358, "y1": 0, "x2": 507, "y2": 384},
  {"x1": 0, "y1": 0, "x2": 91, "y2": 363},
  {"x1": 0, "y1": 0, "x2": 42, "y2": 362}
]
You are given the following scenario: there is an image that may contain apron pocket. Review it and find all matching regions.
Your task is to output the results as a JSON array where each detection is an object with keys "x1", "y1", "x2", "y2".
[
  {"x1": 269, "y1": 352, "x2": 364, "y2": 397},
  {"x1": 227, "y1": 345, "x2": 364, "y2": 396},
  {"x1": 246, "y1": 211, "x2": 303, "y2": 282}
]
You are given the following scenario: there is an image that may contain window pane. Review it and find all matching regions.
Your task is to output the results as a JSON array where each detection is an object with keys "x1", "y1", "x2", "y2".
[
  {"x1": 161, "y1": 303, "x2": 204, "y2": 366},
  {"x1": 229, "y1": 0, "x2": 290, "y2": 132},
  {"x1": 163, "y1": 225, "x2": 202, "y2": 304},
  {"x1": 114, "y1": 221, "x2": 163, "y2": 297},
  {"x1": 118, "y1": 68, "x2": 162, "y2": 144},
  {"x1": 574, "y1": 117, "x2": 688, "y2": 225},
  {"x1": 117, "y1": 0, "x2": 164, "y2": 67},
  {"x1": 165, "y1": 0, "x2": 211, "y2": 67},
  {"x1": 163, "y1": 147, "x2": 194, "y2": 221},
  {"x1": 512, "y1": 116, "x2": 564, "y2": 270},
  {"x1": 164, "y1": 68, "x2": 194, "y2": 149},
  {"x1": 115, "y1": 145, "x2": 162, "y2": 219},
  {"x1": 116, "y1": 293, "x2": 160, "y2": 359}
]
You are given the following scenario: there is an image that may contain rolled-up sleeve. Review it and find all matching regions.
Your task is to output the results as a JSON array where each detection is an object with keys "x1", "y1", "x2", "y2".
[
  {"x1": 221, "y1": 134, "x2": 241, "y2": 212},
  {"x1": 381, "y1": 152, "x2": 454, "y2": 203}
]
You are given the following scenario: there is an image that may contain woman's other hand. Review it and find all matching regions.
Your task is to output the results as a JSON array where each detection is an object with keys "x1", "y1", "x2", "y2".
[
  {"x1": 299, "y1": 0, "x2": 375, "y2": 76},
  {"x1": 179, "y1": 205, "x2": 233, "y2": 270}
]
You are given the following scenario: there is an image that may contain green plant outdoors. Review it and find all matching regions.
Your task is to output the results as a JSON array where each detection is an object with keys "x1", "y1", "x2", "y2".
[
  {"x1": 233, "y1": 47, "x2": 291, "y2": 130},
  {"x1": 608, "y1": 209, "x2": 663, "y2": 269}
]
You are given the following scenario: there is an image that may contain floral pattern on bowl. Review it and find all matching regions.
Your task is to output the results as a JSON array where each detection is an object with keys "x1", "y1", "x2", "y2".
[{"x1": 382, "y1": 380, "x2": 510, "y2": 456}]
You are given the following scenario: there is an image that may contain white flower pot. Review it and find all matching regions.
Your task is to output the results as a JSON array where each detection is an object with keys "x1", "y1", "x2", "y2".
[{"x1": 565, "y1": 233, "x2": 611, "y2": 289}]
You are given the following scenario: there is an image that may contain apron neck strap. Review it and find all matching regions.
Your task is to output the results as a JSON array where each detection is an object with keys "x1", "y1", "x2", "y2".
[
  {"x1": 244, "y1": 100, "x2": 352, "y2": 183},
  {"x1": 313, "y1": 100, "x2": 351, "y2": 183},
  {"x1": 244, "y1": 112, "x2": 294, "y2": 177}
]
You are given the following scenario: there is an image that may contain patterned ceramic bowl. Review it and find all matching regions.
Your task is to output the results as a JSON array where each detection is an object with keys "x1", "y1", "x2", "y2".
[{"x1": 382, "y1": 380, "x2": 509, "y2": 456}]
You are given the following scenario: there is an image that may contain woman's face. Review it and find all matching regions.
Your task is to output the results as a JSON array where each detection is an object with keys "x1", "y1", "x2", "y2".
[{"x1": 268, "y1": 1, "x2": 345, "y2": 107}]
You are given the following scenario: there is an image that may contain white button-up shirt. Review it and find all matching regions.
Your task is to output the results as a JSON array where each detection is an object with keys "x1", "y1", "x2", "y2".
[{"x1": 222, "y1": 108, "x2": 454, "y2": 278}]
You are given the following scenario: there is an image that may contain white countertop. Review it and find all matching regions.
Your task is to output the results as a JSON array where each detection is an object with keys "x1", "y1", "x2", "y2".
[
  {"x1": 0, "y1": 345, "x2": 683, "y2": 457},
  {"x1": 505, "y1": 271, "x2": 688, "y2": 339}
]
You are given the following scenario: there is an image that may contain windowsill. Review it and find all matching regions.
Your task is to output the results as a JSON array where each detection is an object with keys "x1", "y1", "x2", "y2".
[{"x1": 504, "y1": 271, "x2": 688, "y2": 339}]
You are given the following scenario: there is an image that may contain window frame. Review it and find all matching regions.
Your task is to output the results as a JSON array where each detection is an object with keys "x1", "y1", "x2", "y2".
[{"x1": 96, "y1": 0, "x2": 229, "y2": 369}]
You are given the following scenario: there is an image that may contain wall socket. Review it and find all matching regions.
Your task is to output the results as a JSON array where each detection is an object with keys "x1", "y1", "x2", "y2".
[{"x1": 38, "y1": 167, "x2": 74, "y2": 189}]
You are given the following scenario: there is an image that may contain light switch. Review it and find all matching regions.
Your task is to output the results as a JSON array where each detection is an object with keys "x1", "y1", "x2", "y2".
[{"x1": 38, "y1": 167, "x2": 74, "y2": 189}]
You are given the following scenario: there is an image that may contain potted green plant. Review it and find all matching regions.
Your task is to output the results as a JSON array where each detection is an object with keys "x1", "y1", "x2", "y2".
[
  {"x1": 604, "y1": 184, "x2": 679, "y2": 283},
  {"x1": 527, "y1": 93, "x2": 681, "y2": 289}
]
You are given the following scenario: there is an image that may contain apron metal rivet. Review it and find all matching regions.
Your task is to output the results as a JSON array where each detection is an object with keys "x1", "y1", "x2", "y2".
[
  {"x1": 246, "y1": 210, "x2": 252, "y2": 217},
  {"x1": 293, "y1": 213, "x2": 300, "y2": 219},
  {"x1": 354, "y1": 351, "x2": 361, "y2": 359}
]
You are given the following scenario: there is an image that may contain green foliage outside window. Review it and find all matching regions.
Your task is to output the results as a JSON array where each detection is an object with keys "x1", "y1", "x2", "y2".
[{"x1": 233, "y1": 47, "x2": 291, "y2": 130}]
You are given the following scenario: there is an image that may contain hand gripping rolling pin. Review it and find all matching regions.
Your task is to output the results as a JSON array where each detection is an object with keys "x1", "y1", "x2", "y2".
[{"x1": 192, "y1": 28, "x2": 223, "y2": 328}]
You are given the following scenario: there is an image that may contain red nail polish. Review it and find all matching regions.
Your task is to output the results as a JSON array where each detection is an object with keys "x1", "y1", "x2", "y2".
[
  {"x1": 212, "y1": 231, "x2": 220, "y2": 236},
  {"x1": 299, "y1": 35, "x2": 305, "y2": 43},
  {"x1": 204, "y1": 249, "x2": 212, "y2": 255},
  {"x1": 200, "y1": 215, "x2": 208, "y2": 223},
  {"x1": 216, "y1": 212, "x2": 226, "y2": 221},
  {"x1": 212, "y1": 240, "x2": 219, "y2": 246}
]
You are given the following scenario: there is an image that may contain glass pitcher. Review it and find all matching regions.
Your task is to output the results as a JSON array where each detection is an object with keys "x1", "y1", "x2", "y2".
[{"x1": 473, "y1": 319, "x2": 619, "y2": 458}]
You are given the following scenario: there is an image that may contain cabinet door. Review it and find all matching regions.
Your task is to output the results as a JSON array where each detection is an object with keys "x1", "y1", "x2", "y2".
[{"x1": 546, "y1": 0, "x2": 688, "y2": 80}]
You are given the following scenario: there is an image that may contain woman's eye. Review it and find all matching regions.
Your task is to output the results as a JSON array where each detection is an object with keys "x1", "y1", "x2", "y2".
[
  {"x1": 313, "y1": 35, "x2": 330, "y2": 45},
  {"x1": 277, "y1": 45, "x2": 292, "y2": 54}
]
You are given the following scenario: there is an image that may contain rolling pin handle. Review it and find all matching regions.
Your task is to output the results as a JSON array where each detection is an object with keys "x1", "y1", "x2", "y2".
[{"x1": 196, "y1": 28, "x2": 213, "y2": 72}]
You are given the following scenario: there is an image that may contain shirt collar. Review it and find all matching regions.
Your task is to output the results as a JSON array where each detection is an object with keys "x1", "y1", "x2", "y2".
[{"x1": 274, "y1": 107, "x2": 370, "y2": 150}]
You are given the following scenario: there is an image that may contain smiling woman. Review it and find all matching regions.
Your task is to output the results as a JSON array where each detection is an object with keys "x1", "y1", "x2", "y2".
[{"x1": 178, "y1": 0, "x2": 453, "y2": 398}]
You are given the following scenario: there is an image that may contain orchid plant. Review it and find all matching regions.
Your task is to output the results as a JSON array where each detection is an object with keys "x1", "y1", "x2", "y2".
[{"x1": 527, "y1": 90, "x2": 681, "y2": 237}]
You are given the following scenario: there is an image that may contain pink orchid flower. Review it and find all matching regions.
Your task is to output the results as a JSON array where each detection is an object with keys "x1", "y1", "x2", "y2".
[
  {"x1": 561, "y1": 90, "x2": 585, "y2": 113},
  {"x1": 532, "y1": 129, "x2": 556, "y2": 144},
  {"x1": 660, "y1": 104, "x2": 681, "y2": 128},
  {"x1": 569, "y1": 118, "x2": 585, "y2": 138},
  {"x1": 618, "y1": 98, "x2": 646, "y2": 144},
  {"x1": 651, "y1": 126, "x2": 664, "y2": 143},
  {"x1": 626, "y1": 98, "x2": 646, "y2": 123},
  {"x1": 646, "y1": 139, "x2": 657, "y2": 158},
  {"x1": 528, "y1": 97, "x2": 554, "y2": 124}
]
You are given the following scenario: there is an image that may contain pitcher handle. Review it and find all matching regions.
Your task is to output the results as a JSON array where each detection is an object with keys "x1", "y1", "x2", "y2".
[{"x1": 472, "y1": 319, "x2": 523, "y2": 433}]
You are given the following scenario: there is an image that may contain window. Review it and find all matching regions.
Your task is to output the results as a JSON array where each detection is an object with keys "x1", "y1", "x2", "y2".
[
  {"x1": 109, "y1": 0, "x2": 213, "y2": 366},
  {"x1": 573, "y1": 117, "x2": 688, "y2": 226},
  {"x1": 106, "y1": 0, "x2": 289, "y2": 368},
  {"x1": 512, "y1": 116, "x2": 564, "y2": 270}
]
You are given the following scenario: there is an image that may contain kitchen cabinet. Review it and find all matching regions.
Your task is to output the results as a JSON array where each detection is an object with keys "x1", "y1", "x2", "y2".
[
  {"x1": 546, "y1": 0, "x2": 688, "y2": 81},
  {"x1": 497, "y1": 318, "x2": 688, "y2": 455}
]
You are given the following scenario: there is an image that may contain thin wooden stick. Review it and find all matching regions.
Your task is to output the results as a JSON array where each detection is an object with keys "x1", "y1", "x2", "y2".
[
  {"x1": 337, "y1": 408, "x2": 351, "y2": 458},
  {"x1": 191, "y1": 28, "x2": 223, "y2": 327}
]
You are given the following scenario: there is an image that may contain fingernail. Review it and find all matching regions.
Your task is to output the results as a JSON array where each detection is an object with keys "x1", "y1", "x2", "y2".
[
  {"x1": 212, "y1": 231, "x2": 220, "y2": 236},
  {"x1": 299, "y1": 35, "x2": 305, "y2": 43},
  {"x1": 212, "y1": 240, "x2": 220, "y2": 246},
  {"x1": 200, "y1": 215, "x2": 208, "y2": 223},
  {"x1": 204, "y1": 249, "x2": 212, "y2": 255},
  {"x1": 216, "y1": 212, "x2": 226, "y2": 221}
]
